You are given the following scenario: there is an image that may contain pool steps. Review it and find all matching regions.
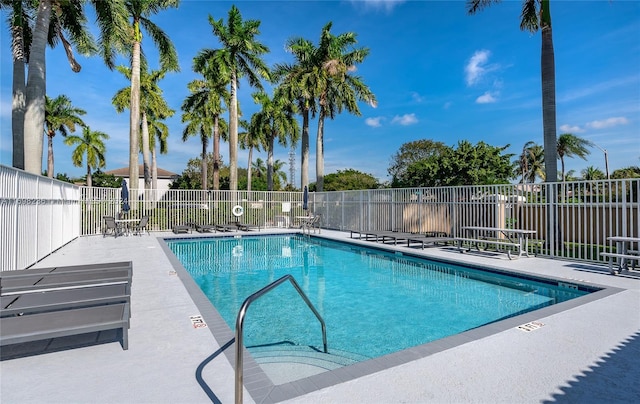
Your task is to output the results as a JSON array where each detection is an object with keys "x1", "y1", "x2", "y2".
[{"x1": 249, "y1": 345, "x2": 369, "y2": 371}]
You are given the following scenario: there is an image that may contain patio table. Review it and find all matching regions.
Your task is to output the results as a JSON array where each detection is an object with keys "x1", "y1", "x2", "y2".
[{"x1": 115, "y1": 218, "x2": 139, "y2": 236}]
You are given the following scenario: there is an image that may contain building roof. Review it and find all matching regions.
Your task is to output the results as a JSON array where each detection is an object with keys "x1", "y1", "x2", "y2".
[{"x1": 105, "y1": 165, "x2": 178, "y2": 179}]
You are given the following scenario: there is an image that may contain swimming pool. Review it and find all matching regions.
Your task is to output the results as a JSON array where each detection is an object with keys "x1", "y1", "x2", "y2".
[{"x1": 166, "y1": 234, "x2": 594, "y2": 362}]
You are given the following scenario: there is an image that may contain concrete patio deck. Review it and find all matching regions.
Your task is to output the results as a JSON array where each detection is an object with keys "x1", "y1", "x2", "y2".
[{"x1": 1, "y1": 229, "x2": 639, "y2": 403}]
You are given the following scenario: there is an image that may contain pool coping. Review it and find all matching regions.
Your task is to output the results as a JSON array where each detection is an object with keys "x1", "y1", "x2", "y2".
[{"x1": 159, "y1": 232, "x2": 625, "y2": 403}]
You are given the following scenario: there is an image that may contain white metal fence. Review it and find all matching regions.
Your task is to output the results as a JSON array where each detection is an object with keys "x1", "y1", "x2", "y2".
[
  {"x1": 0, "y1": 165, "x2": 80, "y2": 271},
  {"x1": 79, "y1": 187, "x2": 309, "y2": 235},
  {"x1": 1, "y1": 163, "x2": 638, "y2": 270},
  {"x1": 313, "y1": 181, "x2": 639, "y2": 262}
]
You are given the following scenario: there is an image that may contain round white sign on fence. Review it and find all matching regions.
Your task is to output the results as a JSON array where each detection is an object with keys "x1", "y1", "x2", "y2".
[{"x1": 232, "y1": 205, "x2": 244, "y2": 217}]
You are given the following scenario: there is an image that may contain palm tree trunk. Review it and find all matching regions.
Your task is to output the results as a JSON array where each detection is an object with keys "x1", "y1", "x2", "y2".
[
  {"x1": 152, "y1": 146, "x2": 158, "y2": 203},
  {"x1": 267, "y1": 134, "x2": 275, "y2": 191},
  {"x1": 47, "y1": 133, "x2": 54, "y2": 178},
  {"x1": 23, "y1": 0, "x2": 52, "y2": 175},
  {"x1": 229, "y1": 70, "x2": 238, "y2": 191},
  {"x1": 86, "y1": 162, "x2": 92, "y2": 188},
  {"x1": 12, "y1": 16, "x2": 27, "y2": 170},
  {"x1": 129, "y1": 38, "x2": 141, "y2": 204},
  {"x1": 541, "y1": 0, "x2": 557, "y2": 183},
  {"x1": 213, "y1": 115, "x2": 220, "y2": 190},
  {"x1": 141, "y1": 111, "x2": 151, "y2": 190},
  {"x1": 247, "y1": 147, "x2": 253, "y2": 192},
  {"x1": 316, "y1": 110, "x2": 326, "y2": 192},
  {"x1": 301, "y1": 108, "x2": 310, "y2": 190},
  {"x1": 201, "y1": 139, "x2": 208, "y2": 190}
]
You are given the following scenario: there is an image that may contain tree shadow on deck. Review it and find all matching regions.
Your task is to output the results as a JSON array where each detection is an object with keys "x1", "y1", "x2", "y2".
[{"x1": 543, "y1": 330, "x2": 640, "y2": 403}]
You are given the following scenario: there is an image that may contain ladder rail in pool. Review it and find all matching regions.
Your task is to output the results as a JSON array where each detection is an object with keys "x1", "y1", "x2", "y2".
[{"x1": 235, "y1": 274, "x2": 328, "y2": 404}]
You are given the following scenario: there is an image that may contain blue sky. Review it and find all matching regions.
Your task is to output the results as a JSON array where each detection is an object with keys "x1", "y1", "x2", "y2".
[{"x1": 1, "y1": 0, "x2": 639, "y2": 186}]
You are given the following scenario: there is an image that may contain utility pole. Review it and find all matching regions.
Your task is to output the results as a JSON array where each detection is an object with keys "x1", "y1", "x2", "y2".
[{"x1": 593, "y1": 143, "x2": 610, "y2": 180}]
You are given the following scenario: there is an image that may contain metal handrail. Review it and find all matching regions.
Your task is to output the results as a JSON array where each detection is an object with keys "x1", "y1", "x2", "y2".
[{"x1": 235, "y1": 274, "x2": 328, "y2": 404}]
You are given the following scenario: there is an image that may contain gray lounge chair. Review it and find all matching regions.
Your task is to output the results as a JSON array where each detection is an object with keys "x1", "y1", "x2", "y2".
[
  {"x1": 0, "y1": 303, "x2": 130, "y2": 350},
  {"x1": 1, "y1": 266, "x2": 132, "y2": 296},
  {"x1": 360, "y1": 230, "x2": 413, "y2": 245},
  {"x1": 172, "y1": 224, "x2": 192, "y2": 234},
  {"x1": 0, "y1": 261, "x2": 132, "y2": 278},
  {"x1": 1, "y1": 283, "x2": 130, "y2": 317},
  {"x1": 234, "y1": 222, "x2": 260, "y2": 231},
  {"x1": 406, "y1": 233, "x2": 455, "y2": 249},
  {"x1": 195, "y1": 224, "x2": 216, "y2": 233},
  {"x1": 350, "y1": 230, "x2": 381, "y2": 241},
  {"x1": 215, "y1": 224, "x2": 236, "y2": 232}
]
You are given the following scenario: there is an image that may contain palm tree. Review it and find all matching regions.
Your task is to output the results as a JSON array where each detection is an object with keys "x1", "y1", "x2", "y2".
[
  {"x1": 252, "y1": 157, "x2": 267, "y2": 180},
  {"x1": 271, "y1": 159, "x2": 288, "y2": 191},
  {"x1": 273, "y1": 37, "x2": 318, "y2": 190},
  {"x1": 113, "y1": 62, "x2": 173, "y2": 190},
  {"x1": 20, "y1": 0, "x2": 127, "y2": 175},
  {"x1": 143, "y1": 77, "x2": 174, "y2": 194},
  {"x1": 116, "y1": 0, "x2": 179, "y2": 191},
  {"x1": 312, "y1": 22, "x2": 376, "y2": 191},
  {"x1": 44, "y1": 94, "x2": 86, "y2": 177},
  {"x1": 181, "y1": 96, "x2": 214, "y2": 191},
  {"x1": 468, "y1": 0, "x2": 558, "y2": 182},
  {"x1": 251, "y1": 90, "x2": 300, "y2": 191},
  {"x1": 63, "y1": 126, "x2": 108, "y2": 187},
  {"x1": 557, "y1": 133, "x2": 593, "y2": 181},
  {"x1": 184, "y1": 50, "x2": 230, "y2": 190},
  {"x1": 581, "y1": 166, "x2": 605, "y2": 181},
  {"x1": 518, "y1": 141, "x2": 545, "y2": 183},
  {"x1": 206, "y1": 5, "x2": 270, "y2": 190},
  {"x1": 2, "y1": 0, "x2": 34, "y2": 170},
  {"x1": 147, "y1": 113, "x2": 170, "y2": 192},
  {"x1": 239, "y1": 118, "x2": 264, "y2": 192},
  {"x1": 527, "y1": 143, "x2": 546, "y2": 183},
  {"x1": 563, "y1": 169, "x2": 578, "y2": 182}
]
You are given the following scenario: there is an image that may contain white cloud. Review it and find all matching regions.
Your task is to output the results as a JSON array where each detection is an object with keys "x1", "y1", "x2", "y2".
[
  {"x1": 391, "y1": 113, "x2": 418, "y2": 125},
  {"x1": 365, "y1": 117, "x2": 383, "y2": 128},
  {"x1": 586, "y1": 117, "x2": 630, "y2": 129},
  {"x1": 411, "y1": 92, "x2": 425, "y2": 103},
  {"x1": 476, "y1": 92, "x2": 497, "y2": 104},
  {"x1": 350, "y1": 0, "x2": 406, "y2": 12},
  {"x1": 559, "y1": 124, "x2": 584, "y2": 133},
  {"x1": 465, "y1": 50, "x2": 494, "y2": 86}
]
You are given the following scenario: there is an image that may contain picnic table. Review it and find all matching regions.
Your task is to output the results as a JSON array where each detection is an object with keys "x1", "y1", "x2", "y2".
[
  {"x1": 601, "y1": 236, "x2": 640, "y2": 274},
  {"x1": 457, "y1": 226, "x2": 537, "y2": 259}
]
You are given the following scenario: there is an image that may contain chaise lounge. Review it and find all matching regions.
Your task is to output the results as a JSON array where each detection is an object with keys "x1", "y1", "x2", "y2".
[
  {"x1": 0, "y1": 261, "x2": 133, "y2": 351},
  {"x1": 172, "y1": 224, "x2": 192, "y2": 234},
  {"x1": 215, "y1": 223, "x2": 237, "y2": 232},
  {"x1": 0, "y1": 303, "x2": 130, "y2": 350},
  {"x1": 233, "y1": 222, "x2": 261, "y2": 231},
  {"x1": 1, "y1": 266, "x2": 132, "y2": 296},
  {"x1": 195, "y1": 224, "x2": 216, "y2": 233}
]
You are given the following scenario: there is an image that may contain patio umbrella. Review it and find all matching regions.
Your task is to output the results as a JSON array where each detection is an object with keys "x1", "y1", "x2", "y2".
[
  {"x1": 121, "y1": 180, "x2": 130, "y2": 213},
  {"x1": 303, "y1": 186, "x2": 308, "y2": 211}
]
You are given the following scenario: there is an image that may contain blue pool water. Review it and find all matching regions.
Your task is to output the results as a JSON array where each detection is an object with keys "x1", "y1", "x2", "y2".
[{"x1": 167, "y1": 235, "x2": 591, "y2": 360}]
